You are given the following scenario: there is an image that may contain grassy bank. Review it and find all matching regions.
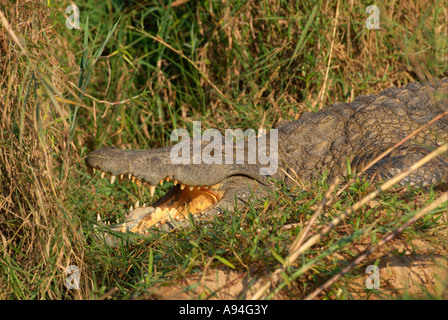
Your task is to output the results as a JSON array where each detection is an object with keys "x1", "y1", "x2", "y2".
[{"x1": 0, "y1": 0, "x2": 446, "y2": 299}]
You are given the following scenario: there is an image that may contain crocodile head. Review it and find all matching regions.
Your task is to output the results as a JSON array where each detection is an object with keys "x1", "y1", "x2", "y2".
[{"x1": 86, "y1": 140, "x2": 277, "y2": 243}]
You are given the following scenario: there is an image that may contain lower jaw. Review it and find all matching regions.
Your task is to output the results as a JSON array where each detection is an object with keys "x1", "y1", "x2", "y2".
[{"x1": 113, "y1": 183, "x2": 224, "y2": 234}]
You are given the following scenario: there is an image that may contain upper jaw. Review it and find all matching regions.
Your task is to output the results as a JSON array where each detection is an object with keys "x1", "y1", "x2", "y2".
[{"x1": 85, "y1": 146, "x2": 271, "y2": 189}]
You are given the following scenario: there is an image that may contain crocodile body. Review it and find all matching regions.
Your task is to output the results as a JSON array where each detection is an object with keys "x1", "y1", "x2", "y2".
[{"x1": 86, "y1": 78, "x2": 448, "y2": 241}]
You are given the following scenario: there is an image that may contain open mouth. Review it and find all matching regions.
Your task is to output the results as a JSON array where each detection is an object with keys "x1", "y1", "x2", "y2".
[{"x1": 87, "y1": 166, "x2": 225, "y2": 234}]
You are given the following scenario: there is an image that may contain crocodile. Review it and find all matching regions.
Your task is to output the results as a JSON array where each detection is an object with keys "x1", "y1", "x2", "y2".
[{"x1": 86, "y1": 78, "x2": 448, "y2": 243}]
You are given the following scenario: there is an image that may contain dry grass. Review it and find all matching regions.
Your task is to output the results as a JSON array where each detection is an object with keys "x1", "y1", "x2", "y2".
[{"x1": 0, "y1": 1, "x2": 88, "y2": 299}]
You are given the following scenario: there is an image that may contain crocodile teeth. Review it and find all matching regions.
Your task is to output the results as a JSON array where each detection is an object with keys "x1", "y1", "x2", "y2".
[
  {"x1": 188, "y1": 186, "x2": 194, "y2": 191},
  {"x1": 131, "y1": 176, "x2": 136, "y2": 183},
  {"x1": 173, "y1": 180, "x2": 178, "y2": 186},
  {"x1": 120, "y1": 174, "x2": 124, "y2": 180},
  {"x1": 121, "y1": 223, "x2": 126, "y2": 233},
  {"x1": 97, "y1": 214, "x2": 101, "y2": 222},
  {"x1": 130, "y1": 205, "x2": 134, "y2": 212},
  {"x1": 110, "y1": 175, "x2": 116, "y2": 184},
  {"x1": 128, "y1": 173, "x2": 132, "y2": 180},
  {"x1": 135, "y1": 200, "x2": 140, "y2": 208},
  {"x1": 180, "y1": 184, "x2": 185, "y2": 190},
  {"x1": 160, "y1": 180, "x2": 164, "y2": 186},
  {"x1": 101, "y1": 171, "x2": 106, "y2": 179},
  {"x1": 149, "y1": 185, "x2": 156, "y2": 197}
]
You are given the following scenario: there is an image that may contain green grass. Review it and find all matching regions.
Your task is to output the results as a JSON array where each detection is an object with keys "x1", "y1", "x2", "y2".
[{"x1": 0, "y1": 0, "x2": 447, "y2": 299}]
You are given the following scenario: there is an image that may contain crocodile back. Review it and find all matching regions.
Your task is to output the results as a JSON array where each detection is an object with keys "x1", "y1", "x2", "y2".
[{"x1": 277, "y1": 78, "x2": 448, "y2": 181}]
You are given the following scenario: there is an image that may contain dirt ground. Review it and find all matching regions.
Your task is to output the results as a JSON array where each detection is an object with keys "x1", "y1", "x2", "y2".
[{"x1": 143, "y1": 237, "x2": 447, "y2": 300}]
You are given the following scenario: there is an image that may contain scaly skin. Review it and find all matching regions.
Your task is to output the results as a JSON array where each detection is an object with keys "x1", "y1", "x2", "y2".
[{"x1": 86, "y1": 78, "x2": 448, "y2": 244}]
